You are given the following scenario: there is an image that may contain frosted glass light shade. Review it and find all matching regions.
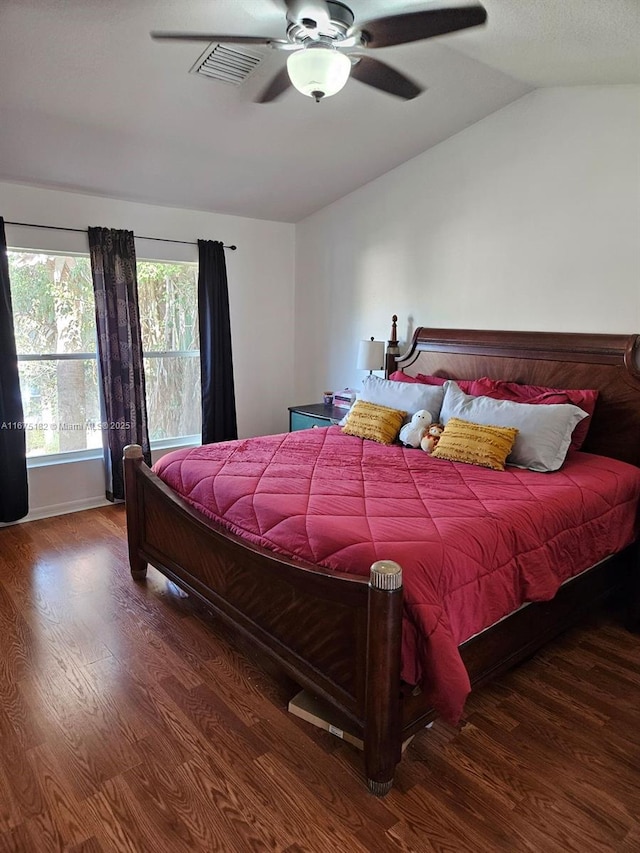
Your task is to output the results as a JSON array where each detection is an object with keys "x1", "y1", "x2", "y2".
[
  {"x1": 287, "y1": 46, "x2": 351, "y2": 100},
  {"x1": 357, "y1": 339, "x2": 385, "y2": 372}
]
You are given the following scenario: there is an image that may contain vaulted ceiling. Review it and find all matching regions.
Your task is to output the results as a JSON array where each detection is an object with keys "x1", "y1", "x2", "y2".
[{"x1": 0, "y1": 0, "x2": 638, "y2": 222}]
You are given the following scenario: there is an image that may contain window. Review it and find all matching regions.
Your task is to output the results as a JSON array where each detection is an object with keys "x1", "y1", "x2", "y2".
[
  {"x1": 9, "y1": 251, "x2": 201, "y2": 459},
  {"x1": 9, "y1": 251, "x2": 101, "y2": 457},
  {"x1": 137, "y1": 259, "x2": 201, "y2": 443}
]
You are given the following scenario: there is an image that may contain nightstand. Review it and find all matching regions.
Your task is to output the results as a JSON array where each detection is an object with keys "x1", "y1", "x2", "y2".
[{"x1": 288, "y1": 403, "x2": 346, "y2": 431}]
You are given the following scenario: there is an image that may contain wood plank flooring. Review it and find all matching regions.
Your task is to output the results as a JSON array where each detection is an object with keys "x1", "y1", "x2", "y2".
[{"x1": 0, "y1": 506, "x2": 638, "y2": 852}]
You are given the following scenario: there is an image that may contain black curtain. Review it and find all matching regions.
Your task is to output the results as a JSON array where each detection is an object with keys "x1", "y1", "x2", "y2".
[
  {"x1": 0, "y1": 218, "x2": 28, "y2": 522},
  {"x1": 88, "y1": 227, "x2": 151, "y2": 501},
  {"x1": 198, "y1": 240, "x2": 237, "y2": 444}
]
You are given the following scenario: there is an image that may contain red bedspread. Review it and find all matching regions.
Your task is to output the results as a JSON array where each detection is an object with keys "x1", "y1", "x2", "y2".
[{"x1": 154, "y1": 427, "x2": 640, "y2": 723}]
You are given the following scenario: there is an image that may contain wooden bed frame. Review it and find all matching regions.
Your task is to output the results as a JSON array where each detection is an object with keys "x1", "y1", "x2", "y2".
[{"x1": 123, "y1": 327, "x2": 640, "y2": 796}]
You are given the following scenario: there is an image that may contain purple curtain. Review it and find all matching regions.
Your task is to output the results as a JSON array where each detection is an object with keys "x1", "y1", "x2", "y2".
[
  {"x1": 0, "y1": 217, "x2": 29, "y2": 521},
  {"x1": 88, "y1": 227, "x2": 151, "y2": 500},
  {"x1": 198, "y1": 240, "x2": 237, "y2": 444}
]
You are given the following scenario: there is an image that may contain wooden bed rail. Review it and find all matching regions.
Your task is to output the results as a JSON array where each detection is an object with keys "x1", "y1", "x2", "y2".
[{"x1": 123, "y1": 445, "x2": 406, "y2": 794}]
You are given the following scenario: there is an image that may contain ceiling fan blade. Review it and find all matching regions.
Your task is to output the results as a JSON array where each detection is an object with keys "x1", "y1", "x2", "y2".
[
  {"x1": 357, "y1": 4, "x2": 487, "y2": 49},
  {"x1": 350, "y1": 56, "x2": 423, "y2": 100},
  {"x1": 255, "y1": 66, "x2": 292, "y2": 102},
  {"x1": 151, "y1": 32, "x2": 287, "y2": 47}
]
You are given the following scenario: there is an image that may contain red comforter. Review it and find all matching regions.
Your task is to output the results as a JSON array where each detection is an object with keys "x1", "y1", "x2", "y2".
[{"x1": 154, "y1": 427, "x2": 640, "y2": 723}]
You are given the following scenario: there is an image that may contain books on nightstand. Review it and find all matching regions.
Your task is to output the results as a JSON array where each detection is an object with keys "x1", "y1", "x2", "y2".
[{"x1": 333, "y1": 389, "x2": 357, "y2": 409}]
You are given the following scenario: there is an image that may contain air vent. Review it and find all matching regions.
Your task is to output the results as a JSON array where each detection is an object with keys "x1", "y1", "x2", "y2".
[{"x1": 190, "y1": 43, "x2": 265, "y2": 86}]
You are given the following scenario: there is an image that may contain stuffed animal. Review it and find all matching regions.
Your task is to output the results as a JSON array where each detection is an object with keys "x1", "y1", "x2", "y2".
[
  {"x1": 420, "y1": 423, "x2": 444, "y2": 454},
  {"x1": 399, "y1": 409, "x2": 433, "y2": 448}
]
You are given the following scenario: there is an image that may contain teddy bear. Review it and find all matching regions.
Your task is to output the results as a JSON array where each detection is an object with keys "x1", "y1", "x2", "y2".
[
  {"x1": 399, "y1": 409, "x2": 433, "y2": 448},
  {"x1": 420, "y1": 423, "x2": 444, "y2": 454}
]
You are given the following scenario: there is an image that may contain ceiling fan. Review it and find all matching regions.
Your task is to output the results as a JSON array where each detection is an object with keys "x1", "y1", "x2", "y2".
[{"x1": 151, "y1": 0, "x2": 487, "y2": 104}]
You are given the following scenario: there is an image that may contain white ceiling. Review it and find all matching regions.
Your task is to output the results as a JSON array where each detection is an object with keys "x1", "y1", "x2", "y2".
[{"x1": 0, "y1": 0, "x2": 638, "y2": 222}]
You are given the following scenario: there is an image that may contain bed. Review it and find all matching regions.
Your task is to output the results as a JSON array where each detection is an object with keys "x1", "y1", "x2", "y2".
[{"x1": 123, "y1": 327, "x2": 640, "y2": 795}]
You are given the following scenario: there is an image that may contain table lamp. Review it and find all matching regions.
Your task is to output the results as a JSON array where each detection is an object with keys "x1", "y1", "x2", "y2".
[{"x1": 357, "y1": 337, "x2": 385, "y2": 376}]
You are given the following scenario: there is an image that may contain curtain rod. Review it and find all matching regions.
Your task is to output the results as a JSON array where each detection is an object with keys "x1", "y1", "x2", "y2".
[{"x1": 4, "y1": 220, "x2": 237, "y2": 250}]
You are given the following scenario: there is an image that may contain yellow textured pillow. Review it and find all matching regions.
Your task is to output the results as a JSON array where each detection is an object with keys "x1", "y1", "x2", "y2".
[
  {"x1": 341, "y1": 400, "x2": 406, "y2": 445},
  {"x1": 432, "y1": 417, "x2": 518, "y2": 471}
]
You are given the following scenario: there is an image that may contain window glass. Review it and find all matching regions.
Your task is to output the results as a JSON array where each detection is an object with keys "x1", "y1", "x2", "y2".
[
  {"x1": 137, "y1": 260, "x2": 201, "y2": 442},
  {"x1": 9, "y1": 251, "x2": 101, "y2": 456}
]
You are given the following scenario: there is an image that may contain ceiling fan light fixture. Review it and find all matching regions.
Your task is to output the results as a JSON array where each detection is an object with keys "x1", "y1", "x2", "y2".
[{"x1": 286, "y1": 44, "x2": 350, "y2": 101}]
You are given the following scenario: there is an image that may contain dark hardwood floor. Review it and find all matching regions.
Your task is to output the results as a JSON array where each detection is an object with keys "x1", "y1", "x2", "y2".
[{"x1": 0, "y1": 506, "x2": 638, "y2": 852}]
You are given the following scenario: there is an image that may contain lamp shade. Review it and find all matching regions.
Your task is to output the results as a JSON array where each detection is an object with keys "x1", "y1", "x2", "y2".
[
  {"x1": 287, "y1": 45, "x2": 351, "y2": 101},
  {"x1": 357, "y1": 338, "x2": 385, "y2": 372}
]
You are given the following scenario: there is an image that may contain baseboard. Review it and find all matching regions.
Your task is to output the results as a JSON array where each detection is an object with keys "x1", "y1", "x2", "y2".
[{"x1": 0, "y1": 496, "x2": 112, "y2": 526}]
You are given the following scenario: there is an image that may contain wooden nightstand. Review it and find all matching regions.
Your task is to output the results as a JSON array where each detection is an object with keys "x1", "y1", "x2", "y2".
[{"x1": 288, "y1": 403, "x2": 346, "y2": 431}]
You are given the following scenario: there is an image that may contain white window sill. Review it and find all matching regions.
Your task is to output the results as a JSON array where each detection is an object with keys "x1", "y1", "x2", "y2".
[
  {"x1": 27, "y1": 448, "x2": 103, "y2": 469},
  {"x1": 26, "y1": 436, "x2": 201, "y2": 469},
  {"x1": 151, "y1": 435, "x2": 201, "y2": 452}
]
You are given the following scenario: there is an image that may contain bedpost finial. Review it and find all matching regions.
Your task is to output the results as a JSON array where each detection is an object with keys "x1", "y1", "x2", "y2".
[
  {"x1": 370, "y1": 561, "x2": 403, "y2": 590},
  {"x1": 390, "y1": 315, "x2": 398, "y2": 344},
  {"x1": 124, "y1": 444, "x2": 144, "y2": 459}
]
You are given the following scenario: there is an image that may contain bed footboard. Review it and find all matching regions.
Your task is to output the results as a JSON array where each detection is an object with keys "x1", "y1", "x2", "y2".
[
  {"x1": 123, "y1": 445, "x2": 405, "y2": 794},
  {"x1": 124, "y1": 446, "x2": 149, "y2": 580},
  {"x1": 365, "y1": 561, "x2": 403, "y2": 795}
]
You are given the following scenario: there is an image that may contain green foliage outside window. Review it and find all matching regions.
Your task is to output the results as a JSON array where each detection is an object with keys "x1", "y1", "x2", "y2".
[{"x1": 137, "y1": 260, "x2": 201, "y2": 441}]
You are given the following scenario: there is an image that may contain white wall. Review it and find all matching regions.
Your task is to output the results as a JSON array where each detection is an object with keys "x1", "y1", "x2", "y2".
[
  {"x1": 1, "y1": 181, "x2": 295, "y2": 519},
  {"x1": 4, "y1": 86, "x2": 640, "y2": 519},
  {"x1": 294, "y1": 86, "x2": 640, "y2": 401}
]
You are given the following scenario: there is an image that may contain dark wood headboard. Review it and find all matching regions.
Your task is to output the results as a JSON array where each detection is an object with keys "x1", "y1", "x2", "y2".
[{"x1": 390, "y1": 328, "x2": 640, "y2": 467}]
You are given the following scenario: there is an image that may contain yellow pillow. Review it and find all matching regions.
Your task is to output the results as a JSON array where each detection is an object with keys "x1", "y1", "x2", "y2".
[
  {"x1": 432, "y1": 417, "x2": 518, "y2": 471},
  {"x1": 341, "y1": 400, "x2": 406, "y2": 445}
]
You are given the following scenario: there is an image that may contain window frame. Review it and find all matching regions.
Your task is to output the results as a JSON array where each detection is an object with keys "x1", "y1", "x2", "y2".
[{"x1": 9, "y1": 249, "x2": 202, "y2": 465}]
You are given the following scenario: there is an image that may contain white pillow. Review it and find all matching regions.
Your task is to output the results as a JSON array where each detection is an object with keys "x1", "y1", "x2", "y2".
[
  {"x1": 440, "y1": 381, "x2": 588, "y2": 472},
  {"x1": 340, "y1": 375, "x2": 445, "y2": 426}
]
